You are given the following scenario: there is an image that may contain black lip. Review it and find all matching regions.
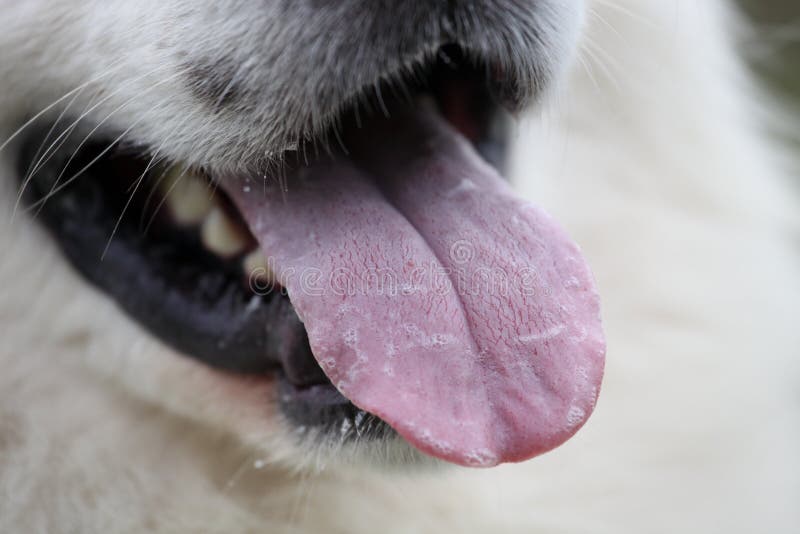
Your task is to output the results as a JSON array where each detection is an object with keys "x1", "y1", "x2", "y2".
[
  {"x1": 18, "y1": 133, "x2": 300, "y2": 375},
  {"x1": 278, "y1": 379, "x2": 393, "y2": 437},
  {"x1": 17, "y1": 130, "x2": 373, "y2": 429},
  {"x1": 14, "y1": 50, "x2": 510, "y2": 437}
]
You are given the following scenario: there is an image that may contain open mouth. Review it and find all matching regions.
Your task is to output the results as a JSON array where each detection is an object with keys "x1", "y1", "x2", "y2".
[{"x1": 17, "y1": 45, "x2": 605, "y2": 467}]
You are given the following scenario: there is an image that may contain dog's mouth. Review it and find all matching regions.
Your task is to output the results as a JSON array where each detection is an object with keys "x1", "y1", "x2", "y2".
[{"x1": 17, "y1": 46, "x2": 605, "y2": 467}]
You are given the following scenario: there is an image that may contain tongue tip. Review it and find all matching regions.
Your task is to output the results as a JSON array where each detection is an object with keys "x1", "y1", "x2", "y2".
[
  {"x1": 394, "y1": 338, "x2": 604, "y2": 467},
  {"x1": 386, "y1": 406, "x2": 598, "y2": 468},
  {"x1": 355, "y1": 364, "x2": 605, "y2": 468}
]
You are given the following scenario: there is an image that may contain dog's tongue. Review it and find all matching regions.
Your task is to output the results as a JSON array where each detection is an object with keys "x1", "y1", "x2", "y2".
[{"x1": 223, "y1": 104, "x2": 604, "y2": 467}]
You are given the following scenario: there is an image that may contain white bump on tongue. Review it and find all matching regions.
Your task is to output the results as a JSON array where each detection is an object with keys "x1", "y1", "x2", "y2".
[{"x1": 223, "y1": 106, "x2": 605, "y2": 467}]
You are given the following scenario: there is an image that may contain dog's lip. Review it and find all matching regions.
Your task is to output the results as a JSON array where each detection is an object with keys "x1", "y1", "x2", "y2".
[{"x1": 14, "y1": 52, "x2": 513, "y2": 442}]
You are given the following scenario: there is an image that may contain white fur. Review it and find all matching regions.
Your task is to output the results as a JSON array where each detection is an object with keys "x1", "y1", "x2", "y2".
[{"x1": 1, "y1": 0, "x2": 798, "y2": 532}]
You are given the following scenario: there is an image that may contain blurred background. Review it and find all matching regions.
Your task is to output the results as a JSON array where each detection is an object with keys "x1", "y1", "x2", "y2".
[{"x1": 739, "y1": 0, "x2": 800, "y2": 104}]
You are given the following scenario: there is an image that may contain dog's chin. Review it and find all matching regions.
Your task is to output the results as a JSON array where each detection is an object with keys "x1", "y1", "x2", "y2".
[
  {"x1": 127, "y1": 343, "x2": 438, "y2": 473},
  {"x1": 159, "y1": 353, "x2": 440, "y2": 473}
]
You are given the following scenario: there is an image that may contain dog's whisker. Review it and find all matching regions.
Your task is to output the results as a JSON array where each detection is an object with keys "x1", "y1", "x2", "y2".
[
  {"x1": 21, "y1": 88, "x2": 86, "y2": 184},
  {"x1": 101, "y1": 145, "x2": 170, "y2": 261},
  {"x1": 138, "y1": 164, "x2": 174, "y2": 232},
  {"x1": 140, "y1": 164, "x2": 189, "y2": 235},
  {"x1": 24, "y1": 119, "x2": 145, "y2": 217},
  {"x1": 9, "y1": 62, "x2": 133, "y2": 219},
  {"x1": 581, "y1": 35, "x2": 627, "y2": 84},
  {"x1": 14, "y1": 64, "x2": 185, "y2": 219},
  {"x1": 29, "y1": 66, "x2": 194, "y2": 213},
  {"x1": 373, "y1": 82, "x2": 391, "y2": 118},
  {"x1": 588, "y1": 7, "x2": 627, "y2": 43},
  {"x1": 0, "y1": 56, "x2": 130, "y2": 157},
  {"x1": 18, "y1": 122, "x2": 84, "y2": 220},
  {"x1": 591, "y1": 0, "x2": 654, "y2": 27},
  {"x1": 578, "y1": 53, "x2": 601, "y2": 94},
  {"x1": 127, "y1": 111, "x2": 192, "y2": 210},
  {"x1": 15, "y1": 66, "x2": 136, "y2": 189},
  {"x1": 577, "y1": 41, "x2": 620, "y2": 93}
]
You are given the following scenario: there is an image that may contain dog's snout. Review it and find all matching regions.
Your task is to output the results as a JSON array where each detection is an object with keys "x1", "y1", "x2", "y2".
[
  {"x1": 295, "y1": 0, "x2": 584, "y2": 109},
  {"x1": 82, "y1": 0, "x2": 586, "y2": 170}
]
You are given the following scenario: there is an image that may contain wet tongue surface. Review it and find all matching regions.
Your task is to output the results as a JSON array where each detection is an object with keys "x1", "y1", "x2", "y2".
[{"x1": 223, "y1": 103, "x2": 605, "y2": 467}]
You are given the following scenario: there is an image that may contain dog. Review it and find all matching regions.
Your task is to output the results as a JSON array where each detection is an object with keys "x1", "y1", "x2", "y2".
[{"x1": 0, "y1": 0, "x2": 798, "y2": 531}]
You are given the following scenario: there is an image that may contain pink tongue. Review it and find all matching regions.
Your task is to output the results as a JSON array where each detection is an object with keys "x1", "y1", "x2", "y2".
[{"x1": 223, "y1": 105, "x2": 605, "y2": 467}]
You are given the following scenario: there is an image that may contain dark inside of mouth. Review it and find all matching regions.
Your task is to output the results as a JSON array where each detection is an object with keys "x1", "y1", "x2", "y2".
[
  {"x1": 15, "y1": 45, "x2": 508, "y2": 434},
  {"x1": 18, "y1": 135, "x2": 366, "y2": 430},
  {"x1": 296, "y1": 44, "x2": 509, "y2": 172}
]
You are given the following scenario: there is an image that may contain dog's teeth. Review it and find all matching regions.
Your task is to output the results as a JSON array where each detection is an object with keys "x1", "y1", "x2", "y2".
[
  {"x1": 243, "y1": 250, "x2": 276, "y2": 284},
  {"x1": 201, "y1": 207, "x2": 249, "y2": 257},
  {"x1": 160, "y1": 166, "x2": 214, "y2": 225}
]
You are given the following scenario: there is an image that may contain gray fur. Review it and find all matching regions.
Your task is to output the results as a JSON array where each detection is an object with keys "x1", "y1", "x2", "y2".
[
  {"x1": 0, "y1": 0, "x2": 583, "y2": 174},
  {"x1": 170, "y1": 0, "x2": 583, "y2": 169}
]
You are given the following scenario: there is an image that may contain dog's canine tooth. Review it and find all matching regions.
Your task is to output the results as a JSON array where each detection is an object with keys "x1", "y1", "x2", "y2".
[
  {"x1": 161, "y1": 166, "x2": 214, "y2": 225},
  {"x1": 201, "y1": 207, "x2": 249, "y2": 257},
  {"x1": 243, "y1": 250, "x2": 276, "y2": 285}
]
